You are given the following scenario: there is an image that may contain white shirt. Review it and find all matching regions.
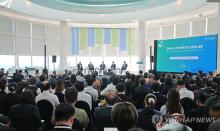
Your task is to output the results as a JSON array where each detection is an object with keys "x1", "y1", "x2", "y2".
[
  {"x1": 78, "y1": 91, "x2": 92, "y2": 110},
  {"x1": 100, "y1": 83, "x2": 116, "y2": 95},
  {"x1": 179, "y1": 88, "x2": 194, "y2": 100},
  {"x1": 35, "y1": 90, "x2": 60, "y2": 109},
  {"x1": 84, "y1": 86, "x2": 98, "y2": 102}
]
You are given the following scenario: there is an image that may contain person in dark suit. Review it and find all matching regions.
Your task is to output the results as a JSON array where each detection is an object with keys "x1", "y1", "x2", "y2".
[
  {"x1": 121, "y1": 61, "x2": 128, "y2": 74},
  {"x1": 99, "y1": 61, "x2": 106, "y2": 73},
  {"x1": 14, "y1": 70, "x2": 24, "y2": 83},
  {"x1": 94, "y1": 90, "x2": 118, "y2": 131},
  {"x1": 188, "y1": 90, "x2": 210, "y2": 131},
  {"x1": 77, "y1": 62, "x2": 83, "y2": 71},
  {"x1": 88, "y1": 62, "x2": 94, "y2": 73},
  {"x1": 137, "y1": 94, "x2": 159, "y2": 131},
  {"x1": 1, "y1": 82, "x2": 20, "y2": 116},
  {"x1": 116, "y1": 83, "x2": 131, "y2": 102},
  {"x1": 111, "y1": 61, "x2": 116, "y2": 70},
  {"x1": 133, "y1": 78, "x2": 150, "y2": 109},
  {"x1": 151, "y1": 82, "x2": 166, "y2": 110},
  {"x1": 100, "y1": 61, "x2": 106, "y2": 71},
  {"x1": 9, "y1": 90, "x2": 42, "y2": 131},
  {"x1": 52, "y1": 103, "x2": 78, "y2": 131}
]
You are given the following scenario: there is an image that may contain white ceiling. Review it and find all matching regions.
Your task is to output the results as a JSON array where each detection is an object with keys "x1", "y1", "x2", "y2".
[{"x1": 0, "y1": 0, "x2": 218, "y2": 24}]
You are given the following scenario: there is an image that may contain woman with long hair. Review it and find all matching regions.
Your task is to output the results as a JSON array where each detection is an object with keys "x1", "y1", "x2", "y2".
[{"x1": 160, "y1": 88, "x2": 184, "y2": 116}]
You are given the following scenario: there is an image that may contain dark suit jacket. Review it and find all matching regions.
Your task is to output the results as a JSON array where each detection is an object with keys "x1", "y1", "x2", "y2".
[
  {"x1": 137, "y1": 108, "x2": 158, "y2": 131},
  {"x1": 94, "y1": 106, "x2": 114, "y2": 131},
  {"x1": 100, "y1": 64, "x2": 106, "y2": 70},
  {"x1": 9, "y1": 104, "x2": 42, "y2": 130},
  {"x1": 77, "y1": 64, "x2": 83, "y2": 71},
  {"x1": 0, "y1": 93, "x2": 20, "y2": 116},
  {"x1": 14, "y1": 74, "x2": 24, "y2": 83},
  {"x1": 133, "y1": 86, "x2": 150, "y2": 108},
  {"x1": 88, "y1": 64, "x2": 94, "y2": 71},
  {"x1": 153, "y1": 93, "x2": 166, "y2": 110},
  {"x1": 118, "y1": 94, "x2": 131, "y2": 102},
  {"x1": 121, "y1": 64, "x2": 128, "y2": 70},
  {"x1": 111, "y1": 64, "x2": 116, "y2": 70},
  {"x1": 188, "y1": 106, "x2": 210, "y2": 131},
  {"x1": 0, "y1": 125, "x2": 17, "y2": 131}
]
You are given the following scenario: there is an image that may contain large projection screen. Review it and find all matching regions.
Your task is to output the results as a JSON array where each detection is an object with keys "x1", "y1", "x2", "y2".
[{"x1": 154, "y1": 34, "x2": 218, "y2": 73}]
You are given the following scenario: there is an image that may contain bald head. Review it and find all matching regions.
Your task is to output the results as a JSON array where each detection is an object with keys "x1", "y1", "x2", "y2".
[{"x1": 104, "y1": 90, "x2": 118, "y2": 106}]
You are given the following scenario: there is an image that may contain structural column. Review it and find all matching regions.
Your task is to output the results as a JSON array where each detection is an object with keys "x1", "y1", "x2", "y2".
[
  {"x1": 137, "y1": 21, "x2": 147, "y2": 72},
  {"x1": 218, "y1": 3, "x2": 220, "y2": 73},
  {"x1": 59, "y1": 21, "x2": 68, "y2": 71}
]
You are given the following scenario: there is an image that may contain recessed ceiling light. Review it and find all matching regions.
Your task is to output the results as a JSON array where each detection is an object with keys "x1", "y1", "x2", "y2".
[{"x1": 26, "y1": 0, "x2": 31, "y2": 6}]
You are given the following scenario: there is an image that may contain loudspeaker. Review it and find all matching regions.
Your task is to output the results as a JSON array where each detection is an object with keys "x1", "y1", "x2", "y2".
[
  {"x1": 150, "y1": 56, "x2": 154, "y2": 63},
  {"x1": 52, "y1": 55, "x2": 56, "y2": 63}
]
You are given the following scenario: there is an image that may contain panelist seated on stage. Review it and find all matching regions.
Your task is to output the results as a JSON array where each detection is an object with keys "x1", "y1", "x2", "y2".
[
  {"x1": 111, "y1": 61, "x2": 116, "y2": 70},
  {"x1": 88, "y1": 62, "x2": 94, "y2": 72},
  {"x1": 121, "y1": 61, "x2": 128, "y2": 73},
  {"x1": 100, "y1": 61, "x2": 106, "y2": 70},
  {"x1": 77, "y1": 61, "x2": 83, "y2": 71}
]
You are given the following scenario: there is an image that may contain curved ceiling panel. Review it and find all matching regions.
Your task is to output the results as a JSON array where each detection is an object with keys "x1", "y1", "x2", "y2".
[
  {"x1": 30, "y1": 0, "x2": 176, "y2": 14},
  {"x1": 0, "y1": 0, "x2": 211, "y2": 24}
]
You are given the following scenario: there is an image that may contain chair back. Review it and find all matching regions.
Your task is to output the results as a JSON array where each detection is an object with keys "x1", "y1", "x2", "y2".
[
  {"x1": 10, "y1": 115, "x2": 36, "y2": 131},
  {"x1": 37, "y1": 100, "x2": 54, "y2": 131}
]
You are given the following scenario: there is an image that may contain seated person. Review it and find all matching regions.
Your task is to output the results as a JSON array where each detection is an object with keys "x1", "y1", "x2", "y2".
[
  {"x1": 35, "y1": 81, "x2": 60, "y2": 109},
  {"x1": 151, "y1": 82, "x2": 166, "y2": 110},
  {"x1": 64, "y1": 87, "x2": 89, "y2": 128},
  {"x1": 94, "y1": 90, "x2": 118, "y2": 131},
  {"x1": 88, "y1": 62, "x2": 94, "y2": 73},
  {"x1": 9, "y1": 90, "x2": 42, "y2": 131},
  {"x1": 205, "y1": 96, "x2": 220, "y2": 131},
  {"x1": 116, "y1": 83, "x2": 131, "y2": 102},
  {"x1": 137, "y1": 94, "x2": 160, "y2": 131},
  {"x1": 75, "y1": 81, "x2": 92, "y2": 110},
  {"x1": 52, "y1": 103, "x2": 78, "y2": 131},
  {"x1": 120, "y1": 61, "x2": 128, "y2": 74},
  {"x1": 54, "y1": 80, "x2": 65, "y2": 103},
  {"x1": 77, "y1": 62, "x2": 83, "y2": 71},
  {"x1": 133, "y1": 78, "x2": 150, "y2": 109},
  {"x1": 100, "y1": 61, "x2": 106, "y2": 71},
  {"x1": 111, "y1": 102, "x2": 138, "y2": 131},
  {"x1": 111, "y1": 61, "x2": 116, "y2": 70},
  {"x1": 188, "y1": 90, "x2": 210, "y2": 131},
  {"x1": 160, "y1": 89, "x2": 185, "y2": 117},
  {"x1": 1, "y1": 82, "x2": 20, "y2": 116}
]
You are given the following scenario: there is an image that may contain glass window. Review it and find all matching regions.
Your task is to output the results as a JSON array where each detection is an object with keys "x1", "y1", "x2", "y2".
[
  {"x1": 18, "y1": 56, "x2": 31, "y2": 68},
  {"x1": 0, "y1": 55, "x2": 15, "y2": 70},
  {"x1": 32, "y1": 56, "x2": 44, "y2": 68}
]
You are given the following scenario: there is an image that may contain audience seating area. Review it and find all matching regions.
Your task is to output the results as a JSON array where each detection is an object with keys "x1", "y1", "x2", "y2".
[{"x1": 0, "y1": 69, "x2": 220, "y2": 131}]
